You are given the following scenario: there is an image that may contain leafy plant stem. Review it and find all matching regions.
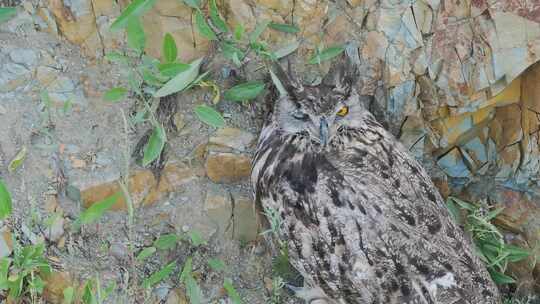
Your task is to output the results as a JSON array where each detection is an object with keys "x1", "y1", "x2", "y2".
[{"x1": 118, "y1": 108, "x2": 139, "y2": 296}]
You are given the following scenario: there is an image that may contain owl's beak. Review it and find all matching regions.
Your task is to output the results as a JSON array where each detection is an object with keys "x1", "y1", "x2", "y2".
[{"x1": 320, "y1": 117, "x2": 329, "y2": 146}]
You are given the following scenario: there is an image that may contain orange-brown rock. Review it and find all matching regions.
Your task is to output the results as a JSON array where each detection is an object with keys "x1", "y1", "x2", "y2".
[
  {"x1": 0, "y1": 227, "x2": 13, "y2": 258},
  {"x1": 205, "y1": 151, "x2": 251, "y2": 184},
  {"x1": 81, "y1": 163, "x2": 204, "y2": 210},
  {"x1": 140, "y1": 8, "x2": 209, "y2": 62},
  {"x1": 43, "y1": 271, "x2": 73, "y2": 303}
]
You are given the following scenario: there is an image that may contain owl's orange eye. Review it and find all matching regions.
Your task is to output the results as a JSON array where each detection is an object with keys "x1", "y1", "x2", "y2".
[{"x1": 337, "y1": 106, "x2": 349, "y2": 117}]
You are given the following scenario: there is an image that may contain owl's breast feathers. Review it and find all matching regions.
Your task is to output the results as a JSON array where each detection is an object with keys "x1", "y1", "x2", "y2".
[{"x1": 251, "y1": 120, "x2": 500, "y2": 304}]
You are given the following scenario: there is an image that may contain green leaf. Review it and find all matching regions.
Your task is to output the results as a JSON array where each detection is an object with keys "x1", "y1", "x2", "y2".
[
  {"x1": 182, "y1": 0, "x2": 200, "y2": 8},
  {"x1": 79, "y1": 192, "x2": 122, "y2": 226},
  {"x1": 158, "y1": 62, "x2": 190, "y2": 77},
  {"x1": 209, "y1": 0, "x2": 228, "y2": 32},
  {"x1": 221, "y1": 41, "x2": 244, "y2": 65},
  {"x1": 28, "y1": 275, "x2": 45, "y2": 294},
  {"x1": 41, "y1": 90, "x2": 53, "y2": 108},
  {"x1": 63, "y1": 99, "x2": 73, "y2": 114},
  {"x1": 8, "y1": 274, "x2": 23, "y2": 298},
  {"x1": 110, "y1": 0, "x2": 156, "y2": 31},
  {"x1": 224, "y1": 81, "x2": 265, "y2": 101},
  {"x1": 223, "y1": 278, "x2": 243, "y2": 304},
  {"x1": 153, "y1": 234, "x2": 179, "y2": 250},
  {"x1": 445, "y1": 198, "x2": 462, "y2": 225},
  {"x1": 104, "y1": 51, "x2": 130, "y2": 64},
  {"x1": 101, "y1": 281, "x2": 116, "y2": 302},
  {"x1": 194, "y1": 105, "x2": 225, "y2": 128},
  {"x1": 154, "y1": 57, "x2": 203, "y2": 97},
  {"x1": 141, "y1": 68, "x2": 165, "y2": 87},
  {"x1": 207, "y1": 258, "x2": 226, "y2": 272},
  {"x1": 0, "y1": 258, "x2": 11, "y2": 290},
  {"x1": 0, "y1": 7, "x2": 17, "y2": 24},
  {"x1": 8, "y1": 146, "x2": 26, "y2": 172},
  {"x1": 0, "y1": 180, "x2": 13, "y2": 220},
  {"x1": 179, "y1": 257, "x2": 192, "y2": 283},
  {"x1": 185, "y1": 276, "x2": 201, "y2": 304},
  {"x1": 189, "y1": 230, "x2": 206, "y2": 246},
  {"x1": 195, "y1": 9, "x2": 217, "y2": 40},
  {"x1": 136, "y1": 246, "x2": 157, "y2": 261},
  {"x1": 186, "y1": 70, "x2": 210, "y2": 90},
  {"x1": 505, "y1": 245, "x2": 530, "y2": 262},
  {"x1": 126, "y1": 17, "x2": 146, "y2": 52},
  {"x1": 142, "y1": 125, "x2": 166, "y2": 166},
  {"x1": 234, "y1": 23, "x2": 244, "y2": 41},
  {"x1": 249, "y1": 20, "x2": 269, "y2": 43},
  {"x1": 485, "y1": 207, "x2": 504, "y2": 221},
  {"x1": 268, "y1": 22, "x2": 299, "y2": 33},
  {"x1": 62, "y1": 286, "x2": 75, "y2": 304},
  {"x1": 82, "y1": 280, "x2": 97, "y2": 304},
  {"x1": 488, "y1": 269, "x2": 515, "y2": 284},
  {"x1": 449, "y1": 196, "x2": 476, "y2": 211},
  {"x1": 162, "y1": 33, "x2": 178, "y2": 63},
  {"x1": 269, "y1": 69, "x2": 287, "y2": 97},
  {"x1": 274, "y1": 40, "x2": 300, "y2": 59},
  {"x1": 232, "y1": 52, "x2": 242, "y2": 67},
  {"x1": 103, "y1": 87, "x2": 128, "y2": 102},
  {"x1": 143, "y1": 262, "x2": 176, "y2": 289},
  {"x1": 308, "y1": 46, "x2": 345, "y2": 64}
]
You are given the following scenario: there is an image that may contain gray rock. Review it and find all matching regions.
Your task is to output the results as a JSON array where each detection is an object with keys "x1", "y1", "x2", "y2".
[
  {"x1": 9, "y1": 48, "x2": 39, "y2": 68},
  {"x1": 47, "y1": 76, "x2": 86, "y2": 105},
  {"x1": 36, "y1": 66, "x2": 59, "y2": 86},
  {"x1": 154, "y1": 285, "x2": 171, "y2": 301},
  {"x1": 64, "y1": 0, "x2": 92, "y2": 18},
  {"x1": 230, "y1": 189, "x2": 260, "y2": 242},
  {"x1": 95, "y1": 152, "x2": 113, "y2": 166},
  {"x1": 204, "y1": 184, "x2": 233, "y2": 239},
  {"x1": 109, "y1": 242, "x2": 128, "y2": 261},
  {"x1": 0, "y1": 62, "x2": 31, "y2": 92},
  {"x1": 45, "y1": 216, "x2": 65, "y2": 242},
  {"x1": 209, "y1": 127, "x2": 255, "y2": 152}
]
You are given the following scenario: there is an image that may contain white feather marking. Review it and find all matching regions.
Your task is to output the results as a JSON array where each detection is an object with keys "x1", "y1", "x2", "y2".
[{"x1": 427, "y1": 272, "x2": 456, "y2": 297}]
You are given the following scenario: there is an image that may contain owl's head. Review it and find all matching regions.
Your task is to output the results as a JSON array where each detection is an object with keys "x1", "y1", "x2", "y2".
[{"x1": 271, "y1": 54, "x2": 366, "y2": 147}]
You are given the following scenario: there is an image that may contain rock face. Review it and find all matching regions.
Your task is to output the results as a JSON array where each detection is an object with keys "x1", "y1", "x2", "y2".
[{"x1": 19, "y1": 1, "x2": 540, "y2": 190}]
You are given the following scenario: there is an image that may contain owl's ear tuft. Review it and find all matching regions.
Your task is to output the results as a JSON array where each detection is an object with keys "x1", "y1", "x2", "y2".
[
  {"x1": 270, "y1": 61, "x2": 303, "y2": 98},
  {"x1": 322, "y1": 46, "x2": 359, "y2": 94}
]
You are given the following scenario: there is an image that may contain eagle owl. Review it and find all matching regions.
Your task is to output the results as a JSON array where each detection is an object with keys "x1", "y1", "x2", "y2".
[{"x1": 251, "y1": 55, "x2": 500, "y2": 304}]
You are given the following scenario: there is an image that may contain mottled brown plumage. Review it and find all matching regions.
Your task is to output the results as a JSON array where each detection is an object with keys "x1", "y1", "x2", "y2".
[{"x1": 251, "y1": 54, "x2": 500, "y2": 304}]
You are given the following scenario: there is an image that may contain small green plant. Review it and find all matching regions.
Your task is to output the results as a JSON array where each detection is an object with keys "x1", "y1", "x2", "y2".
[
  {"x1": 223, "y1": 278, "x2": 243, "y2": 304},
  {"x1": 0, "y1": 241, "x2": 51, "y2": 301},
  {"x1": 446, "y1": 197, "x2": 532, "y2": 284},
  {"x1": 134, "y1": 230, "x2": 214, "y2": 303},
  {"x1": 73, "y1": 191, "x2": 123, "y2": 230},
  {"x1": 307, "y1": 45, "x2": 345, "y2": 65},
  {"x1": 80, "y1": 276, "x2": 116, "y2": 304},
  {"x1": 260, "y1": 206, "x2": 295, "y2": 301},
  {"x1": 269, "y1": 276, "x2": 285, "y2": 304},
  {"x1": 8, "y1": 146, "x2": 27, "y2": 173},
  {"x1": 179, "y1": 257, "x2": 202, "y2": 303},
  {"x1": 0, "y1": 179, "x2": 13, "y2": 220}
]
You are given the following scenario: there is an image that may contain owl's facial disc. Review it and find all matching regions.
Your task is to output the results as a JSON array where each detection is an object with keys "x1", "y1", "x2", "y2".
[{"x1": 276, "y1": 92, "x2": 362, "y2": 147}]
